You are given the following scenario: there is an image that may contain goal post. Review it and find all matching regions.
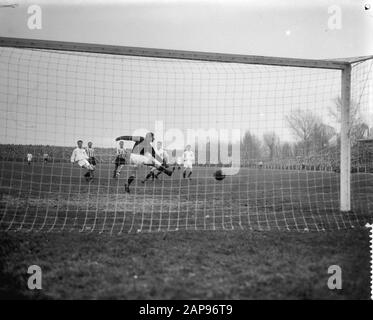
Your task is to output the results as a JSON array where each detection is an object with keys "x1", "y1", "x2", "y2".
[
  {"x1": 0, "y1": 36, "x2": 372, "y2": 233},
  {"x1": 340, "y1": 64, "x2": 351, "y2": 212}
]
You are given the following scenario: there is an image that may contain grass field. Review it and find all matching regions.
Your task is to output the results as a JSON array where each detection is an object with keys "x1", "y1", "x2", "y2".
[
  {"x1": 0, "y1": 229, "x2": 371, "y2": 299},
  {"x1": 0, "y1": 161, "x2": 372, "y2": 299},
  {"x1": 0, "y1": 161, "x2": 372, "y2": 232}
]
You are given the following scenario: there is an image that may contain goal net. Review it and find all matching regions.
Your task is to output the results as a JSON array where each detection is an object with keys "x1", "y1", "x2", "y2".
[{"x1": 0, "y1": 38, "x2": 372, "y2": 234}]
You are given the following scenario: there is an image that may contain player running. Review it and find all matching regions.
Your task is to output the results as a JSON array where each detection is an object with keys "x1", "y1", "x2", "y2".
[
  {"x1": 113, "y1": 140, "x2": 128, "y2": 178},
  {"x1": 26, "y1": 153, "x2": 32, "y2": 165},
  {"x1": 183, "y1": 145, "x2": 194, "y2": 179},
  {"x1": 115, "y1": 132, "x2": 174, "y2": 193},
  {"x1": 70, "y1": 140, "x2": 95, "y2": 182},
  {"x1": 142, "y1": 141, "x2": 173, "y2": 183}
]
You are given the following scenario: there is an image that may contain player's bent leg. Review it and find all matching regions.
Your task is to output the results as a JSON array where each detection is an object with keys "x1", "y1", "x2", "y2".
[
  {"x1": 188, "y1": 169, "x2": 192, "y2": 179},
  {"x1": 142, "y1": 170, "x2": 154, "y2": 183},
  {"x1": 82, "y1": 163, "x2": 95, "y2": 181},
  {"x1": 156, "y1": 164, "x2": 173, "y2": 176}
]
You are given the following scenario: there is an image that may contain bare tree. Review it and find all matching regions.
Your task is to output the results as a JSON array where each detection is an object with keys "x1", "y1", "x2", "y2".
[
  {"x1": 240, "y1": 131, "x2": 262, "y2": 164},
  {"x1": 329, "y1": 97, "x2": 361, "y2": 128},
  {"x1": 312, "y1": 123, "x2": 336, "y2": 151},
  {"x1": 280, "y1": 142, "x2": 293, "y2": 159},
  {"x1": 263, "y1": 132, "x2": 280, "y2": 160},
  {"x1": 329, "y1": 97, "x2": 370, "y2": 143},
  {"x1": 285, "y1": 109, "x2": 320, "y2": 155}
]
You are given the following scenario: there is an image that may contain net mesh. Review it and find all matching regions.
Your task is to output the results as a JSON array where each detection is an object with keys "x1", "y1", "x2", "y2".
[{"x1": 0, "y1": 46, "x2": 372, "y2": 234}]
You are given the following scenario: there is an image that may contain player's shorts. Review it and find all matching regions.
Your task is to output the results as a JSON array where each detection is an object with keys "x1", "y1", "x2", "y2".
[
  {"x1": 130, "y1": 153, "x2": 161, "y2": 167},
  {"x1": 184, "y1": 161, "x2": 193, "y2": 169},
  {"x1": 88, "y1": 157, "x2": 97, "y2": 166},
  {"x1": 78, "y1": 159, "x2": 94, "y2": 170},
  {"x1": 115, "y1": 156, "x2": 126, "y2": 166}
]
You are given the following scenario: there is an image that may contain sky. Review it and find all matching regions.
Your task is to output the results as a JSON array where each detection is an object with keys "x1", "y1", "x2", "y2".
[
  {"x1": 0, "y1": 0, "x2": 373, "y2": 59},
  {"x1": 0, "y1": 0, "x2": 372, "y2": 152}
]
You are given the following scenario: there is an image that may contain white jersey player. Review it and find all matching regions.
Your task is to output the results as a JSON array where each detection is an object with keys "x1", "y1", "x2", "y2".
[
  {"x1": 183, "y1": 145, "x2": 194, "y2": 179},
  {"x1": 26, "y1": 153, "x2": 32, "y2": 165},
  {"x1": 70, "y1": 140, "x2": 95, "y2": 181}
]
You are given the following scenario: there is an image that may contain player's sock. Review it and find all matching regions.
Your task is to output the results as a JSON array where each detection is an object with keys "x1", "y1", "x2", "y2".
[
  {"x1": 144, "y1": 172, "x2": 153, "y2": 181},
  {"x1": 183, "y1": 171, "x2": 186, "y2": 179},
  {"x1": 128, "y1": 175, "x2": 135, "y2": 186},
  {"x1": 157, "y1": 165, "x2": 173, "y2": 177},
  {"x1": 125, "y1": 175, "x2": 135, "y2": 193},
  {"x1": 124, "y1": 183, "x2": 130, "y2": 193},
  {"x1": 84, "y1": 171, "x2": 91, "y2": 181},
  {"x1": 188, "y1": 171, "x2": 192, "y2": 178}
]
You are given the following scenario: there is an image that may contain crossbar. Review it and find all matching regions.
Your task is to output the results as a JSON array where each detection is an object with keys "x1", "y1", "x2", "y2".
[{"x1": 0, "y1": 36, "x2": 351, "y2": 70}]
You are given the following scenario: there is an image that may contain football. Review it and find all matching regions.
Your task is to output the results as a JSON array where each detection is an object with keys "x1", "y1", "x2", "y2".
[{"x1": 213, "y1": 169, "x2": 226, "y2": 181}]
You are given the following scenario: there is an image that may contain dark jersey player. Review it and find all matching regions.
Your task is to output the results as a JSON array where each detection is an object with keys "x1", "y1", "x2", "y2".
[{"x1": 115, "y1": 132, "x2": 174, "y2": 193}]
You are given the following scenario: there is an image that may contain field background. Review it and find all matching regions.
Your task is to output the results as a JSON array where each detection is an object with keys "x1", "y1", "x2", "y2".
[{"x1": 0, "y1": 160, "x2": 372, "y2": 299}]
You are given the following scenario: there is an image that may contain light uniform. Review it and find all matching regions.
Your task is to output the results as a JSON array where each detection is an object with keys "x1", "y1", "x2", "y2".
[
  {"x1": 116, "y1": 147, "x2": 127, "y2": 165},
  {"x1": 149, "y1": 147, "x2": 169, "y2": 173},
  {"x1": 130, "y1": 151, "x2": 162, "y2": 168},
  {"x1": 176, "y1": 156, "x2": 183, "y2": 166},
  {"x1": 183, "y1": 150, "x2": 194, "y2": 169},
  {"x1": 27, "y1": 153, "x2": 32, "y2": 162},
  {"x1": 71, "y1": 147, "x2": 93, "y2": 169},
  {"x1": 156, "y1": 147, "x2": 169, "y2": 163},
  {"x1": 115, "y1": 146, "x2": 161, "y2": 176}
]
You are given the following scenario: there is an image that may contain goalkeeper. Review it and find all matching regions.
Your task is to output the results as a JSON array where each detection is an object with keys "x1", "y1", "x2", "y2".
[{"x1": 115, "y1": 132, "x2": 174, "y2": 193}]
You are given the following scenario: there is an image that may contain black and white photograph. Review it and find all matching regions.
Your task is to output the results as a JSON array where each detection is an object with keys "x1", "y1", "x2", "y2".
[{"x1": 0, "y1": 0, "x2": 372, "y2": 303}]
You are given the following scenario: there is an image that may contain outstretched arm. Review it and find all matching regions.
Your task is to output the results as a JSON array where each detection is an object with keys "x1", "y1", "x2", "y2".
[{"x1": 115, "y1": 135, "x2": 144, "y2": 142}]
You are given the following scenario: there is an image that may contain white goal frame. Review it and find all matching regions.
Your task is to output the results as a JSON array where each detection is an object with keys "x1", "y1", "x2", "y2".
[{"x1": 1, "y1": 36, "x2": 371, "y2": 213}]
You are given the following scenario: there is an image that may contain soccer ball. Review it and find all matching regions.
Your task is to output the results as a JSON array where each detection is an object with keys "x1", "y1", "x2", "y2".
[{"x1": 213, "y1": 169, "x2": 226, "y2": 181}]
